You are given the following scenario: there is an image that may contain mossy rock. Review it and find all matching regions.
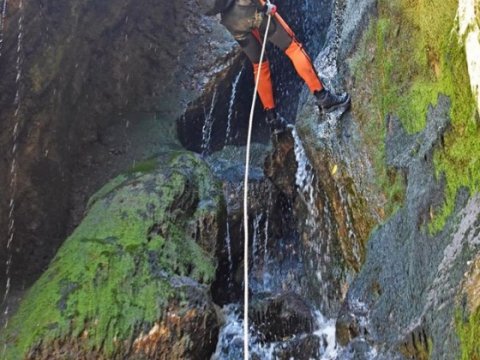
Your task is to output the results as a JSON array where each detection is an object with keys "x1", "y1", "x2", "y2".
[{"x1": 0, "y1": 151, "x2": 226, "y2": 359}]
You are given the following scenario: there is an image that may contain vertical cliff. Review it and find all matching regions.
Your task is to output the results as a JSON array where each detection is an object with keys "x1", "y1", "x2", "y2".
[
  {"x1": 0, "y1": 0, "x2": 235, "y2": 288},
  {"x1": 294, "y1": 0, "x2": 480, "y2": 358}
]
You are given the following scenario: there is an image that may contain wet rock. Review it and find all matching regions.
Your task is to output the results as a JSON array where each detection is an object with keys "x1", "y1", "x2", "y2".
[
  {"x1": 337, "y1": 97, "x2": 480, "y2": 359},
  {"x1": 460, "y1": 253, "x2": 480, "y2": 313},
  {"x1": 250, "y1": 292, "x2": 315, "y2": 341},
  {"x1": 0, "y1": 0, "x2": 236, "y2": 289},
  {"x1": 282, "y1": 113, "x2": 376, "y2": 315},
  {"x1": 264, "y1": 130, "x2": 297, "y2": 196},
  {"x1": 335, "y1": 295, "x2": 371, "y2": 347},
  {"x1": 396, "y1": 325, "x2": 431, "y2": 360},
  {"x1": 336, "y1": 309, "x2": 361, "y2": 346},
  {"x1": 0, "y1": 151, "x2": 225, "y2": 359},
  {"x1": 206, "y1": 144, "x2": 304, "y2": 303},
  {"x1": 272, "y1": 334, "x2": 321, "y2": 360}
]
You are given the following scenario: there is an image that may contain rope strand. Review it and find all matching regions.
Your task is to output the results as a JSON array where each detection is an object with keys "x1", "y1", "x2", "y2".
[{"x1": 243, "y1": 13, "x2": 272, "y2": 360}]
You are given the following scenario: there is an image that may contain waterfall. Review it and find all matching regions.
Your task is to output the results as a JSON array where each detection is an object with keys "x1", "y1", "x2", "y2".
[
  {"x1": 292, "y1": 128, "x2": 320, "y2": 230},
  {"x1": 251, "y1": 213, "x2": 262, "y2": 268},
  {"x1": 201, "y1": 89, "x2": 217, "y2": 156},
  {"x1": 291, "y1": 126, "x2": 339, "y2": 324},
  {"x1": 225, "y1": 221, "x2": 234, "y2": 288},
  {"x1": 211, "y1": 305, "x2": 276, "y2": 360},
  {"x1": 313, "y1": 311, "x2": 340, "y2": 359},
  {"x1": 3, "y1": 0, "x2": 23, "y2": 334},
  {"x1": 225, "y1": 67, "x2": 243, "y2": 146},
  {"x1": 263, "y1": 197, "x2": 270, "y2": 288},
  {"x1": 0, "y1": 0, "x2": 7, "y2": 58},
  {"x1": 293, "y1": 127, "x2": 336, "y2": 306},
  {"x1": 212, "y1": 306, "x2": 342, "y2": 360}
]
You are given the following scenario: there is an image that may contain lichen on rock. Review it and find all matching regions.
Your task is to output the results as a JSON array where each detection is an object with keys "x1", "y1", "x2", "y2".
[{"x1": 0, "y1": 151, "x2": 225, "y2": 359}]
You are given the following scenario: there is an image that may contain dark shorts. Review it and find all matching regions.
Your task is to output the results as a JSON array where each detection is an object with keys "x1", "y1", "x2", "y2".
[{"x1": 221, "y1": 2, "x2": 293, "y2": 63}]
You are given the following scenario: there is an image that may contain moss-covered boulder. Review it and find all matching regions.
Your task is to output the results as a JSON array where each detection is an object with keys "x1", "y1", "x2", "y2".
[{"x1": 0, "y1": 151, "x2": 226, "y2": 359}]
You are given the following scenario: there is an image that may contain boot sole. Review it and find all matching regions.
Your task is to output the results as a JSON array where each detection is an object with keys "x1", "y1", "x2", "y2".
[{"x1": 322, "y1": 94, "x2": 352, "y2": 114}]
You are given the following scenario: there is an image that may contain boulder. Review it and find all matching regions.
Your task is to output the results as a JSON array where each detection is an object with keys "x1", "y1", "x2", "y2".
[
  {"x1": 250, "y1": 292, "x2": 315, "y2": 342},
  {"x1": 272, "y1": 334, "x2": 322, "y2": 360},
  {"x1": 0, "y1": 151, "x2": 226, "y2": 359}
]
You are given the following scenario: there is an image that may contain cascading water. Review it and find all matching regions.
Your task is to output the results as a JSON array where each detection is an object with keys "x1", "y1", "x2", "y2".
[
  {"x1": 292, "y1": 129, "x2": 333, "y2": 307},
  {"x1": 225, "y1": 67, "x2": 244, "y2": 146},
  {"x1": 209, "y1": 128, "x2": 342, "y2": 359},
  {"x1": 262, "y1": 194, "x2": 270, "y2": 288},
  {"x1": 337, "y1": 184, "x2": 361, "y2": 265},
  {"x1": 251, "y1": 213, "x2": 262, "y2": 268},
  {"x1": 201, "y1": 89, "x2": 218, "y2": 156},
  {"x1": 291, "y1": 128, "x2": 341, "y2": 347},
  {"x1": 224, "y1": 221, "x2": 234, "y2": 288},
  {"x1": 3, "y1": 0, "x2": 23, "y2": 340},
  {"x1": 0, "y1": 0, "x2": 7, "y2": 58},
  {"x1": 292, "y1": 129, "x2": 320, "y2": 228},
  {"x1": 212, "y1": 305, "x2": 276, "y2": 360},
  {"x1": 213, "y1": 305, "x2": 341, "y2": 359},
  {"x1": 122, "y1": 15, "x2": 130, "y2": 108}
]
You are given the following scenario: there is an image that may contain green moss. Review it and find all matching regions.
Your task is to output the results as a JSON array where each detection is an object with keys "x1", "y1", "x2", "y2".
[
  {"x1": 352, "y1": 0, "x2": 479, "y2": 228},
  {"x1": 0, "y1": 151, "x2": 222, "y2": 358},
  {"x1": 456, "y1": 307, "x2": 480, "y2": 359},
  {"x1": 86, "y1": 174, "x2": 129, "y2": 210},
  {"x1": 127, "y1": 158, "x2": 158, "y2": 174},
  {"x1": 349, "y1": 18, "x2": 406, "y2": 218}
]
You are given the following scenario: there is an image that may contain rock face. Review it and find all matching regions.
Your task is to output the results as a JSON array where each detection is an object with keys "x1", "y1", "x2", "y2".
[
  {"x1": 0, "y1": 151, "x2": 226, "y2": 359},
  {"x1": 335, "y1": 98, "x2": 464, "y2": 358},
  {"x1": 1, "y1": 0, "x2": 479, "y2": 358},
  {"x1": 250, "y1": 292, "x2": 315, "y2": 342},
  {"x1": 0, "y1": 0, "x2": 235, "y2": 287},
  {"x1": 290, "y1": 0, "x2": 480, "y2": 358}
]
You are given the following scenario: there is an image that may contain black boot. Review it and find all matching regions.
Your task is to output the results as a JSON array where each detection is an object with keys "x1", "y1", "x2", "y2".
[
  {"x1": 265, "y1": 109, "x2": 288, "y2": 135},
  {"x1": 314, "y1": 89, "x2": 351, "y2": 114}
]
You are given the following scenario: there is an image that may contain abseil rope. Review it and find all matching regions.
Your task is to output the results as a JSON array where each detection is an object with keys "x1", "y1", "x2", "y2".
[{"x1": 243, "y1": 12, "x2": 272, "y2": 360}]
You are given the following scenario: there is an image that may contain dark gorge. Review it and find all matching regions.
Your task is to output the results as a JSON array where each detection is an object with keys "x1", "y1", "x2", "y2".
[{"x1": 0, "y1": 0, "x2": 479, "y2": 359}]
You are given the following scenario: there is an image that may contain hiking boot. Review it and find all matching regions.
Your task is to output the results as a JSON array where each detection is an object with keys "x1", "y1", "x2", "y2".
[
  {"x1": 265, "y1": 109, "x2": 288, "y2": 135},
  {"x1": 315, "y1": 89, "x2": 351, "y2": 114}
]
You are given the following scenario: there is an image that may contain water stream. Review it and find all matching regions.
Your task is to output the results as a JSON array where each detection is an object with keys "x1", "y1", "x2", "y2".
[
  {"x1": 2, "y1": 0, "x2": 24, "y2": 351},
  {"x1": 291, "y1": 127, "x2": 335, "y2": 317},
  {"x1": 3, "y1": 0, "x2": 23, "y2": 344},
  {"x1": 225, "y1": 67, "x2": 244, "y2": 145},
  {"x1": 210, "y1": 128, "x2": 341, "y2": 359},
  {"x1": 251, "y1": 212, "x2": 263, "y2": 270},
  {"x1": 201, "y1": 89, "x2": 218, "y2": 155},
  {"x1": 225, "y1": 221, "x2": 234, "y2": 288},
  {"x1": 213, "y1": 304, "x2": 340, "y2": 360},
  {"x1": 0, "y1": 0, "x2": 7, "y2": 58}
]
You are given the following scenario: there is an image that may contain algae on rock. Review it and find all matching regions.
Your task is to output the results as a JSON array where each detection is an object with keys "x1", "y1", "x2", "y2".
[{"x1": 0, "y1": 151, "x2": 226, "y2": 359}]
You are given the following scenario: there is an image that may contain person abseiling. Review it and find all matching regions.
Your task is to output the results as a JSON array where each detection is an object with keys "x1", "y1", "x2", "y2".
[{"x1": 199, "y1": 0, "x2": 351, "y2": 135}]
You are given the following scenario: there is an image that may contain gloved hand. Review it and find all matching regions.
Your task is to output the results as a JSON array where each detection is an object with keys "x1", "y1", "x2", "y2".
[{"x1": 262, "y1": 2, "x2": 277, "y2": 15}]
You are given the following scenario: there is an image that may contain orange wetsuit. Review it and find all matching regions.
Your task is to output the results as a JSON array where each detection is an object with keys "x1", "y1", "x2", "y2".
[{"x1": 220, "y1": 0, "x2": 324, "y2": 110}]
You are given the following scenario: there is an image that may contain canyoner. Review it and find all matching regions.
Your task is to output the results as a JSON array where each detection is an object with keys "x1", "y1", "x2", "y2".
[
  {"x1": 199, "y1": 0, "x2": 352, "y2": 139},
  {"x1": 198, "y1": 0, "x2": 352, "y2": 358}
]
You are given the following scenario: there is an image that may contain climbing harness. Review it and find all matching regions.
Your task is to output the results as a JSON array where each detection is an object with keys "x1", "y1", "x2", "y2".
[{"x1": 243, "y1": 6, "x2": 272, "y2": 360}]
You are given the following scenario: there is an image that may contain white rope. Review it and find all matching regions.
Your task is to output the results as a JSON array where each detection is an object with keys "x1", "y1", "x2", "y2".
[{"x1": 243, "y1": 12, "x2": 272, "y2": 360}]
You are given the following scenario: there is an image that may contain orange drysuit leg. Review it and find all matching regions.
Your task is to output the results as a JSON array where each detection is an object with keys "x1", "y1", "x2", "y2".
[
  {"x1": 259, "y1": 13, "x2": 324, "y2": 93},
  {"x1": 284, "y1": 40, "x2": 323, "y2": 93},
  {"x1": 253, "y1": 60, "x2": 275, "y2": 110}
]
